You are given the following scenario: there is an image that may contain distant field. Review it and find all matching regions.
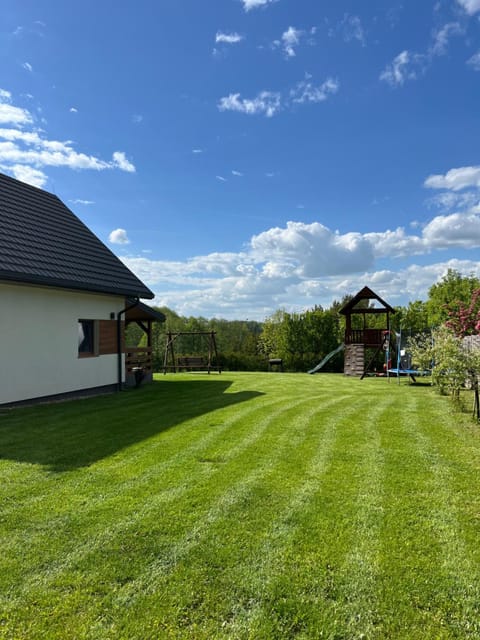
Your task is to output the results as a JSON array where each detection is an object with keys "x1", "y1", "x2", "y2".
[{"x1": 0, "y1": 372, "x2": 479, "y2": 639}]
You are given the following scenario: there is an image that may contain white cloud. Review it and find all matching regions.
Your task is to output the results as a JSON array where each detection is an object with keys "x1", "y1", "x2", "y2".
[
  {"x1": 424, "y1": 165, "x2": 480, "y2": 190},
  {"x1": 281, "y1": 26, "x2": 303, "y2": 58},
  {"x1": 219, "y1": 75, "x2": 339, "y2": 117},
  {"x1": 250, "y1": 221, "x2": 375, "y2": 276},
  {"x1": 218, "y1": 91, "x2": 281, "y2": 117},
  {"x1": 381, "y1": 22, "x2": 464, "y2": 88},
  {"x1": 117, "y1": 186, "x2": 480, "y2": 320},
  {"x1": 121, "y1": 240, "x2": 480, "y2": 320},
  {"x1": 467, "y1": 51, "x2": 480, "y2": 70},
  {"x1": 109, "y1": 228, "x2": 130, "y2": 245},
  {"x1": 0, "y1": 88, "x2": 136, "y2": 181},
  {"x1": 241, "y1": 0, "x2": 278, "y2": 11},
  {"x1": 69, "y1": 198, "x2": 95, "y2": 205},
  {"x1": 427, "y1": 190, "x2": 479, "y2": 211},
  {"x1": 291, "y1": 77, "x2": 339, "y2": 104},
  {"x1": 112, "y1": 151, "x2": 135, "y2": 172},
  {"x1": 119, "y1": 167, "x2": 480, "y2": 319},
  {"x1": 216, "y1": 175, "x2": 227, "y2": 182},
  {"x1": 192, "y1": 148, "x2": 203, "y2": 154},
  {"x1": 22, "y1": 62, "x2": 33, "y2": 72},
  {"x1": 380, "y1": 50, "x2": 425, "y2": 86},
  {"x1": 232, "y1": 170, "x2": 243, "y2": 176},
  {"x1": 430, "y1": 22, "x2": 463, "y2": 56},
  {"x1": 422, "y1": 212, "x2": 480, "y2": 247},
  {"x1": 4, "y1": 164, "x2": 46, "y2": 188},
  {"x1": 339, "y1": 14, "x2": 366, "y2": 46},
  {"x1": 70, "y1": 107, "x2": 78, "y2": 113},
  {"x1": 0, "y1": 90, "x2": 33, "y2": 126},
  {"x1": 457, "y1": 0, "x2": 480, "y2": 15},
  {"x1": 215, "y1": 31, "x2": 244, "y2": 44}
]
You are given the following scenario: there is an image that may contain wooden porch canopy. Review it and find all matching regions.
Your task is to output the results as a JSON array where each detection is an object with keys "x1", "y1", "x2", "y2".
[
  {"x1": 125, "y1": 300, "x2": 166, "y2": 326},
  {"x1": 124, "y1": 301, "x2": 165, "y2": 385},
  {"x1": 339, "y1": 286, "x2": 396, "y2": 346}
]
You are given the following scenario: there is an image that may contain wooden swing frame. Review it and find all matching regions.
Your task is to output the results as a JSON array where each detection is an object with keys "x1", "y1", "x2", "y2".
[{"x1": 163, "y1": 331, "x2": 221, "y2": 374}]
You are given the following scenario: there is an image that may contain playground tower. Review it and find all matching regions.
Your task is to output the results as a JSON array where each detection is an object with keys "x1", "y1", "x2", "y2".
[{"x1": 339, "y1": 286, "x2": 396, "y2": 377}]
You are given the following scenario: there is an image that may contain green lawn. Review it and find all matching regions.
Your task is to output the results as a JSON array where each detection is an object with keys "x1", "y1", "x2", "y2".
[{"x1": 1, "y1": 372, "x2": 480, "y2": 639}]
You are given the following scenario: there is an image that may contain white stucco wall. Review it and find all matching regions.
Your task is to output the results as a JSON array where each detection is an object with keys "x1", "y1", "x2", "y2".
[{"x1": 0, "y1": 283, "x2": 126, "y2": 405}]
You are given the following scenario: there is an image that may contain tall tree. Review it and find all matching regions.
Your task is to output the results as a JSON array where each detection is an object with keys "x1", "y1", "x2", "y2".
[{"x1": 426, "y1": 269, "x2": 480, "y2": 327}]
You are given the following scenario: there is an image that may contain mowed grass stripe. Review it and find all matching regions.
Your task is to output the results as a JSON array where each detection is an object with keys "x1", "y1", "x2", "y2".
[
  {"x1": 377, "y1": 386, "x2": 480, "y2": 639},
  {"x1": 405, "y1": 396, "x2": 480, "y2": 638},
  {"x1": 102, "y1": 395, "x2": 343, "y2": 604},
  {"x1": 1, "y1": 373, "x2": 480, "y2": 640},
  {"x1": 0, "y1": 392, "x2": 281, "y2": 525},
  {"x1": 1, "y1": 396, "x2": 320, "y2": 636},
  {"x1": 0, "y1": 393, "x2": 295, "y2": 589},
  {"x1": 220, "y1": 400, "x2": 367, "y2": 637},
  {"x1": 0, "y1": 393, "x2": 347, "y2": 618},
  {"x1": 93, "y1": 392, "x2": 358, "y2": 637},
  {"x1": 219, "y1": 395, "x2": 393, "y2": 639}
]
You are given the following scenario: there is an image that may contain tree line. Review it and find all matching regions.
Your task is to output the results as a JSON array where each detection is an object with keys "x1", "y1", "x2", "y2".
[{"x1": 128, "y1": 269, "x2": 480, "y2": 375}]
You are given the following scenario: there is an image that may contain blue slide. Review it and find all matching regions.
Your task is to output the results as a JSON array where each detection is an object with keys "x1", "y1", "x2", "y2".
[{"x1": 308, "y1": 343, "x2": 345, "y2": 374}]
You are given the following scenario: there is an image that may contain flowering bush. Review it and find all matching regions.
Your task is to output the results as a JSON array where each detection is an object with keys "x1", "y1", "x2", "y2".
[{"x1": 444, "y1": 288, "x2": 480, "y2": 338}]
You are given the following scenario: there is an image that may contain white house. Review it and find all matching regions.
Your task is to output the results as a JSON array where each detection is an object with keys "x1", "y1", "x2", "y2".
[{"x1": 0, "y1": 172, "x2": 164, "y2": 406}]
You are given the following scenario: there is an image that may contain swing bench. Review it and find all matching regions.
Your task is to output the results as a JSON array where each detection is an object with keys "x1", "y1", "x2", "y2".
[
  {"x1": 163, "y1": 331, "x2": 221, "y2": 374},
  {"x1": 177, "y1": 356, "x2": 207, "y2": 370}
]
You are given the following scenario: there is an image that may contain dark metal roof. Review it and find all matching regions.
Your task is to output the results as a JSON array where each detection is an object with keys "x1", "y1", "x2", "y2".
[
  {"x1": 339, "y1": 286, "x2": 396, "y2": 315},
  {"x1": 0, "y1": 172, "x2": 154, "y2": 299}
]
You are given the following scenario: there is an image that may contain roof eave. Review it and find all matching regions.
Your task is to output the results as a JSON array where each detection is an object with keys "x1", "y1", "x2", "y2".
[{"x1": 0, "y1": 272, "x2": 154, "y2": 300}]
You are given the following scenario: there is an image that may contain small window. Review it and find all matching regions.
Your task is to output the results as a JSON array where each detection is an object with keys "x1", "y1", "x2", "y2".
[{"x1": 78, "y1": 320, "x2": 96, "y2": 356}]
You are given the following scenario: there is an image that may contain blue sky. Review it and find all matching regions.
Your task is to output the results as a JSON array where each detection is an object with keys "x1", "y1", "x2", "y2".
[{"x1": 1, "y1": 0, "x2": 480, "y2": 319}]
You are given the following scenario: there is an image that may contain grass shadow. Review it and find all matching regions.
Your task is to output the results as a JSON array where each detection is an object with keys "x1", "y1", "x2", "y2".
[{"x1": 0, "y1": 379, "x2": 263, "y2": 472}]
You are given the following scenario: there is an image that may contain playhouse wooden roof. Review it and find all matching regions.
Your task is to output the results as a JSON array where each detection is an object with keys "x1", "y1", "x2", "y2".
[
  {"x1": 0, "y1": 172, "x2": 153, "y2": 299},
  {"x1": 339, "y1": 286, "x2": 396, "y2": 315}
]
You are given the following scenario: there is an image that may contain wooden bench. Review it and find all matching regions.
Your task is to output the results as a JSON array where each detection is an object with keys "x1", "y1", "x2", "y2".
[{"x1": 177, "y1": 356, "x2": 207, "y2": 371}]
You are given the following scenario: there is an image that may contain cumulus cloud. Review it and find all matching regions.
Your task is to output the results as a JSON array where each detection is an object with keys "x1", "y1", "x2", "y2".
[
  {"x1": 109, "y1": 228, "x2": 130, "y2": 245},
  {"x1": 422, "y1": 212, "x2": 480, "y2": 247},
  {"x1": 218, "y1": 91, "x2": 281, "y2": 117},
  {"x1": 0, "y1": 88, "x2": 136, "y2": 183},
  {"x1": 116, "y1": 180, "x2": 480, "y2": 320},
  {"x1": 119, "y1": 166, "x2": 480, "y2": 320},
  {"x1": 112, "y1": 151, "x2": 135, "y2": 172},
  {"x1": 0, "y1": 91, "x2": 33, "y2": 125},
  {"x1": 424, "y1": 165, "x2": 480, "y2": 190},
  {"x1": 241, "y1": 0, "x2": 278, "y2": 11},
  {"x1": 5, "y1": 164, "x2": 46, "y2": 188},
  {"x1": 215, "y1": 31, "x2": 244, "y2": 44},
  {"x1": 251, "y1": 221, "x2": 375, "y2": 276},
  {"x1": 457, "y1": 0, "x2": 480, "y2": 15}
]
